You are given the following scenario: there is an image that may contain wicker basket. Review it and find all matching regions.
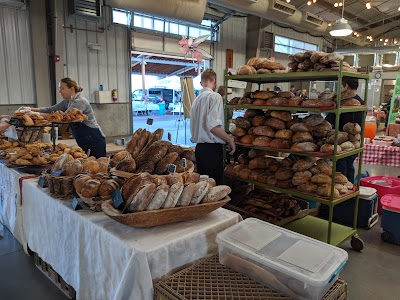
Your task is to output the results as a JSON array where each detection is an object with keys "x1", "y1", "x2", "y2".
[
  {"x1": 16, "y1": 126, "x2": 44, "y2": 146},
  {"x1": 154, "y1": 254, "x2": 347, "y2": 300},
  {"x1": 46, "y1": 172, "x2": 75, "y2": 199},
  {"x1": 101, "y1": 197, "x2": 230, "y2": 227}
]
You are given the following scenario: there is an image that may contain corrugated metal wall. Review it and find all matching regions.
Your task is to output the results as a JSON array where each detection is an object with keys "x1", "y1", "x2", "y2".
[
  {"x1": 214, "y1": 16, "x2": 247, "y2": 88},
  {"x1": 0, "y1": 6, "x2": 35, "y2": 105},
  {"x1": 63, "y1": 18, "x2": 130, "y2": 103}
]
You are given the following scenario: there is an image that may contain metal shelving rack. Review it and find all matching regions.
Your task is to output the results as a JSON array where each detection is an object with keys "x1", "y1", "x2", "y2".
[{"x1": 224, "y1": 68, "x2": 369, "y2": 250}]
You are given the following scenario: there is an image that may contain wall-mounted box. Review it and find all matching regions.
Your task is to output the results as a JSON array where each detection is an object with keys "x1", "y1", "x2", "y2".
[{"x1": 95, "y1": 91, "x2": 112, "y2": 104}]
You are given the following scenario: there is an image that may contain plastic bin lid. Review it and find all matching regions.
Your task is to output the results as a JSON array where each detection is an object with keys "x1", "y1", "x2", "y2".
[
  {"x1": 359, "y1": 186, "x2": 377, "y2": 199},
  {"x1": 216, "y1": 218, "x2": 348, "y2": 285},
  {"x1": 381, "y1": 194, "x2": 400, "y2": 212}
]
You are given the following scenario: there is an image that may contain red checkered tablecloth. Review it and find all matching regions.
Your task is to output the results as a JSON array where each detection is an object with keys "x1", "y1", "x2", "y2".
[{"x1": 355, "y1": 143, "x2": 400, "y2": 167}]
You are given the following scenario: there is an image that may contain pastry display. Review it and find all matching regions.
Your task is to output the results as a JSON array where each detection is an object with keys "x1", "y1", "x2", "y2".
[
  {"x1": 236, "y1": 57, "x2": 286, "y2": 75},
  {"x1": 288, "y1": 51, "x2": 357, "y2": 73},
  {"x1": 5, "y1": 142, "x2": 52, "y2": 165}
]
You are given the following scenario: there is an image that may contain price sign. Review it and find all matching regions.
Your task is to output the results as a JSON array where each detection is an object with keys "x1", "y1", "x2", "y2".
[
  {"x1": 9, "y1": 118, "x2": 24, "y2": 126},
  {"x1": 167, "y1": 163, "x2": 177, "y2": 174},
  {"x1": 112, "y1": 189, "x2": 124, "y2": 209},
  {"x1": 50, "y1": 169, "x2": 64, "y2": 176},
  {"x1": 146, "y1": 118, "x2": 154, "y2": 125},
  {"x1": 72, "y1": 197, "x2": 82, "y2": 211},
  {"x1": 38, "y1": 177, "x2": 47, "y2": 188},
  {"x1": 182, "y1": 158, "x2": 187, "y2": 169}
]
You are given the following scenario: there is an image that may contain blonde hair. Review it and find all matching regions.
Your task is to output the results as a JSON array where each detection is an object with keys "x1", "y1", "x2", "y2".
[
  {"x1": 201, "y1": 69, "x2": 217, "y2": 83},
  {"x1": 60, "y1": 77, "x2": 83, "y2": 93}
]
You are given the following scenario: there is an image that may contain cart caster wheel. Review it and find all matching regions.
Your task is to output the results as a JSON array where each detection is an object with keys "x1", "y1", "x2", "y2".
[
  {"x1": 381, "y1": 231, "x2": 394, "y2": 244},
  {"x1": 351, "y1": 236, "x2": 364, "y2": 251}
]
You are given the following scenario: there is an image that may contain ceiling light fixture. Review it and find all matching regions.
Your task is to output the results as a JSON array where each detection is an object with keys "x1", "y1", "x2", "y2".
[
  {"x1": 339, "y1": 2, "x2": 342, "y2": 6},
  {"x1": 313, "y1": 0, "x2": 317, "y2": 3},
  {"x1": 334, "y1": 2, "x2": 339, "y2": 7},
  {"x1": 307, "y1": 1, "x2": 312, "y2": 5},
  {"x1": 286, "y1": 0, "x2": 290, "y2": 3},
  {"x1": 380, "y1": 38, "x2": 383, "y2": 42},
  {"x1": 366, "y1": 2, "x2": 372, "y2": 9},
  {"x1": 330, "y1": 0, "x2": 352, "y2": 37}
]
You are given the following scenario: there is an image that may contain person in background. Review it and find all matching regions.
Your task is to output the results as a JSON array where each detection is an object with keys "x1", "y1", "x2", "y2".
[
  {"x1": 325, "y1": 76, "x2": 364, "y2": 183},
  {"x1": 300, "y1": 89, "x2": 308, "y2": 99},
  {"x1": 0, "y1": 115, "x2": 10, "y2": 132},
  {"x1": 217, "y1": 86, "x2": 226, "y2": 98},
  {"x1": 26, "y1": 78, "x2": 106, "y2": 158},
  {"x1": 290, "y1": 85, "x2": 296, "y2": 94},
  {"x1": 190, "y1": 69, "x2": 236, "y2": 185}
]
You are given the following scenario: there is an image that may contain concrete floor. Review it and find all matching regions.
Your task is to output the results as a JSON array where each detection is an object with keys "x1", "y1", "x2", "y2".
[{"x1": 1, "y1": 217, "x2": 400, "y2": 300}]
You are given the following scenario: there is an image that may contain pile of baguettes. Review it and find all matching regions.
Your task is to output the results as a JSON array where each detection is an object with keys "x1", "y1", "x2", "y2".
[
  {"x1": 119, "y1": 172, "x2": 231, "y2": 213},
  {"x1": 230, "y1": 108, "x2": 362, "y2": 153},
  {"x1": 111, "y1": 128, "x2": 195, "y2": 175}
]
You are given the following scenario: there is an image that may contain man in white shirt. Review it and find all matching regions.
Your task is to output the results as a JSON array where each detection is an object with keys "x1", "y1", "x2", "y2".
[{"x1": 190, "y1": 69, "x2": 236, "y2": 185}]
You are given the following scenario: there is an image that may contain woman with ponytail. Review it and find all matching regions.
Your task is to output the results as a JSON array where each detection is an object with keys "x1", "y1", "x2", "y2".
[{"x1": 29, "y1": 77, "x2": 106, "y2": 158}]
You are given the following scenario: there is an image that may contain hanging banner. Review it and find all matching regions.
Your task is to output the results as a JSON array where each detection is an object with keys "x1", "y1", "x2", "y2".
[{"x1": 387, "y1": 74, "x2": 400, "y2": 124}]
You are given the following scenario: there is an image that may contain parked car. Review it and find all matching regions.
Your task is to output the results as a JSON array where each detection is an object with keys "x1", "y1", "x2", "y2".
[
  {"x1": 132, "y1": 89, "x2": 161, "y2": 103},
  {"x1": 148, "y1": 88, "x2": 178, "y2": 110}
]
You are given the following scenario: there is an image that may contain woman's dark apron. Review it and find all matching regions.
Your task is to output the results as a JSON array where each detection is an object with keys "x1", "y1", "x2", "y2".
[{"x1": 70, "y1": 122, "x2": 106, "y2": 158}]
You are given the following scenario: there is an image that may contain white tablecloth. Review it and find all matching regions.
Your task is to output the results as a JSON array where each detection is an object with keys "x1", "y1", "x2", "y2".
[
  {"x1": 0, "y1": 163, "x2": 35, "y2": 251},
  {"x1": 22, "y1": 179, "x2": 241, "y2": 300}
]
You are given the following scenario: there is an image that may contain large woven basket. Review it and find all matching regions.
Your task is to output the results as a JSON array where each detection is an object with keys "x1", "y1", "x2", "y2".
[
  {"x1": 101, "y1": 196, "x2": 230, "y2": 227},
  {"x1": 46, "y1": 172, "x2": 75, "y2": 199}
]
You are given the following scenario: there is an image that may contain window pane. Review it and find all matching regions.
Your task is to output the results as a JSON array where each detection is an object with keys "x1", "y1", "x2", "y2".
[
  {"x1": 142, "y1": 17, "x2": 153, "y2": 29},
  {"x1": 291, "y1": 40, "x2": 304, "y2": 49},
  {"x1": 169, "y1": 22, "x2": 179, "y2": 34},
  {"x1": 134, "y1": 15, "x2": 142, "y2": 27},
  {"x1": 189, "y1": 27, "x2": 200, "y2": 37},
  {"x1": 179, "y1": 25, "x2": 188, "y2": 36},
  {"x1": 201, "y1": 20, "x2": 212, "y2": 27},
  {"x1": 275, "y1": 45, "x2": 288, "y2": 54},
  {"x1": 200, "y1": 29, "x2": 211, "y2": 37},
  {"x1": 113, "y1": 10, "x2": 129, "y2": 25},
  {"x1": 275, "y1": 36, "x2": 289, "y2": 46},
  {"x1": 154, "y1": 19, "x2": 164, "y2": 31}
]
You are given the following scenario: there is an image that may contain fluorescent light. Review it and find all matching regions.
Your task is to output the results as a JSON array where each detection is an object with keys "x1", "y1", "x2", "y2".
[{"x1": 329, "y1": 18, "x2": 353, "y2": 37}]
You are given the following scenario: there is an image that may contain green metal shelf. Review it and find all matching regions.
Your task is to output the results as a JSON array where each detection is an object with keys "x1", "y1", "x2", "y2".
[
  {"x1": 226, "y1": 71, "x2": 369, "y2": 84},
  {"x1": 284, "y1": 215, "x2": 357, "y2": 246},
  {"x1": 235, "y1": 142, "x2": 363, "y2": 160},
  {"x1": 238, "y1": 178, "x2": 360, "y2": 206}
]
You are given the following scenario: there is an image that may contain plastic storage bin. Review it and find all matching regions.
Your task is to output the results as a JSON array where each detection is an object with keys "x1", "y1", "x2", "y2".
[
  {"x1": 319, "y1": 187, "x2": 379, "y2": 228},
  {"x1": 360, "y1": 176, "x2": 400, "y2": 214},
  {"x1": 216, "y1": 218, "x2": 348, "y2": 300},
  {"x1": 380, "y1": 194, "x2": 400, "y2": 245}
]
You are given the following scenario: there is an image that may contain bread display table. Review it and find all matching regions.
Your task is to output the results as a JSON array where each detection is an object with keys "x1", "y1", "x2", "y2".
[
  {"x1": 355, "y1": 143, "x2": 400, "y2": 167},
  {"x1": 21, "y1": 179, "x2": 241, "y2": 300},
  {"x1": 0, "y1": 163, "x2": 36, "y2": 251}
]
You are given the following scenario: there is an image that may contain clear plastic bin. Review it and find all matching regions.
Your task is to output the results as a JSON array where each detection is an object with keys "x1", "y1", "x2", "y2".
[{"x1": 216, "y1": 218, "x2": 348, "y2": 300}]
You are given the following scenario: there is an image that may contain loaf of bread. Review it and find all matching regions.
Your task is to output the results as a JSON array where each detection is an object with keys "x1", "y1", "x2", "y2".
[
  {"x1": 127, "y1": 183, "x2": 157, "y2": 212},
  {"x1": 317, "y1": 185, "x2": 340, "y2": 198},
  {"x1": 291, "y1": 142, "x2": 318, "y2": 152},
  {"x1": 252, "y1": 115, "x2": 266, "y2": 126},
  {"x1": 292, "y1": 171, "x2": 312, "y2": 186},
  {"x1": 176, "y1": 183, "x2": 196, "y2": 206},
  {"x1": 266, "y1": 176, "x2": 277, "y2": 186},
  {"x1": 326, "y1": 131, "x2": 348, "y2": 144},
  {"x1": 230, "y1": 126, "x2": 247, "y2": 137},
  {"x1": 343, "y1": 122, "x2": 361, "y2": 135},
  {"x1": 63, "y1": 160, "x2": 83, "y2": 176},
  {"x1": 52, "y1": 154, "x2": 74, "y2": 171},
  {"x1": 97, "y1": 157, "x2": 109, "y2": 174},
  {"x1": 81, "y1": 179, "x2": 101, "y2": 198},
  {"x1": 234, "y1": 117, "x2": 252, "y2": 130},
  {"x1": 275, "y1": 168, "x2": 295, "y2": 180},
  {"x1": 275, "y1": 129, "x2": 293, "y2": 140},
  {"x1": 136, "y1": 141, "x2": 169, "y2": 165},
  {"x1": 292, "y1": 132, "x2": 313, "y2": 143},
  {"x1": 238, "y1": 97, "x2": 253, "y2": 105},
  {"x1": 237, "y1": 65, "x2": 256, "y2": 75},
  {"x1": 136, "y1": 160, "x2": 156, "y2": 173},
  {"x1": 303, "y1": 114, "x2": 324, "y2": 126},
  {"x1": 110, "y1": 151, "x2": 132, "y2": 167},
  {"x1": 244, "y1": 109, "x2": 263, "y2": 119},
  {"x1": 239, "y1": 168, "x2": 251, "y2": 180},
  {"x1": 335, "y1": 173, "x2": 348, "y2": 184},
  {"x1": 146, "y1": 184, "x2": 169, "y2": 210},
  {"x1": 257, "y1": 68, "x2": 271, "y2": 74},
  {"x1": 182, "y1": 172, "x2": 200, "y2": 184},
  {"x1": 281, "y1": 155, "x2": 301, "y2": 168},
  {"x1": 289, "y1": 123, "x2": 311, "y2": 132},
  {"x1": 335, "y1": 183, "x2": 349, "y2": 195},
  {"x1": 191, "y1": 181, "x2": 210, "y2": 205},
  {"x1": 248, "y1": 149, "x2": 268, "y2": 159},
  {"x1": 292, "y1": 159, "x2": 315, "y2": 172},
  {"x1": 240, "y1": 135, "x2": 256, "y2": 144},
  {"x1": 297, "y1": 182, "x2": 318, "y2": 193},
  {"x1": 252, "y1": 91, "x2": 276, "y2": 99},
  {"x1": 341, "y1": 98, "x2": 361, "y2": 106},
  {"x1": 269, "y1": 139, "x2": 292, "y2": 149},
  {"x1": 316, "y1": 160, "x2": 332, "y2": 175},
  {"x1": 154, "y1": 152, "x2": 179, "y2": 175},
  {"x1": 98, "y1": 179, "x2": 120, "y2": 197},
  {"x1": 311, "y1": 173, "x2": 331, "y2": 184},
  {"x1": 265, "y1": 118, "x2": 286, "y2": 130},
  {"x1": 246, "y1": 57, "x2": 264, "y2": 68},
  {"x1": 301, "y1": 99, "x2": 334, "y2": 107},
  {"x1": 180, "y1": 149, "x2": 196, "y2": 162},
  {"x1": 277, "y1": 91, "x2": 294, "y2": 98},
  {"x1": 270, "y1": 111, "x2": 291, "y2": 122},
  {"x1": 253, "y1": 126, "x2": 275, "y2": 137},
  {"x1": 310, "y1": 51, "x2": 326, "y2": 63},
  {"x1": 83, "y1": 160, "x2": 100, "y2": 174},
  {"x1": 249, "y1": 170, "x2": 262, "y2": 182},
  {"x1": 257, "y1": 60, "x2": 286, "y2": 70},
  {"x1": 121, "y1": 172, "x2": 154, "y2": 201},
  {"x1": 249, "y1": 157, "x2": 269, "y2": 170},
  {"x1": 266, "y1": 97, "x2": 289, "y2": 106},
  {"x1": 203, "y1": 185, "x2": 232, "y2": 203},
  {"x1": 288, "y1": 97, "x2": 303, "y2": 106},
  {"x1": 233, "y1": 164, "x2": 247, "y2": 177},
  {"x1": 275, "y1": 180, "x2": 294, "y2": 189},
  {"x1": 73, "y1": 174, "x2": 92, "y2": 194},
  {"x1": 116, "y1": 158, "x2": 136, "y2": 173},
  {"x1": 320, "y1": 143, "x2": 342, "y2": 153}
]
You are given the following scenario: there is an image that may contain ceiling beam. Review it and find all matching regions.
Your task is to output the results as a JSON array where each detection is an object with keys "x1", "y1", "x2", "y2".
[
  {"x1": 131, "y1": 57, "x2": 198, "y2": 67},
  {"x1": 169, "y1": 66, "x2": 195, "y2": 76}
]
